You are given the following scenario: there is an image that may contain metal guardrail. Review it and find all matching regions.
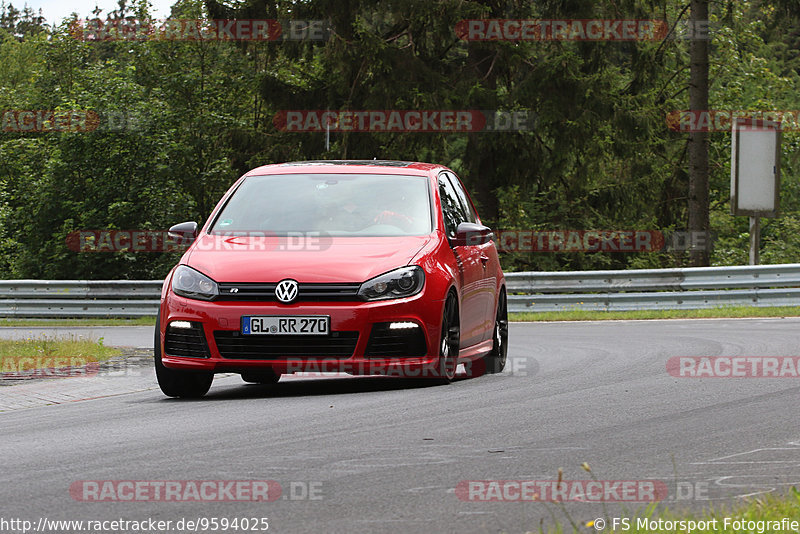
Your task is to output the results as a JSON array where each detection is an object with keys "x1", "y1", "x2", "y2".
[
  {"x1": 506, "y1": 263, "x2": 800, "y2": 312},
  {"x1": 0, "y1": 264, "x2": 798, "y2": 317},
  {"x1": 0, "y1": 280, "x2": 162, "y2": 317}
]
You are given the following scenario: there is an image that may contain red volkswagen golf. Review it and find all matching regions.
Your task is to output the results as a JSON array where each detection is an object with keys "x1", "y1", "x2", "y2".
[{"x1": 155, "y1": 160, "x2": 507, "y2": 398}]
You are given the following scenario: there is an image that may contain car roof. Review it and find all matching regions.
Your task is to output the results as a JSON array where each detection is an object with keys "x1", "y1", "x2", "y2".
[{"x1": 244, "y1": 160, "x2": 443, "y2": 176}]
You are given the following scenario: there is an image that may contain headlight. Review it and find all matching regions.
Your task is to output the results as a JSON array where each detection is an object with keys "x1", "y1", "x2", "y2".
[
  {"x1": 171, "y1": 265, "x2": 219, "y2": 301},
  {"x1": 358, "y1": 266, "x2": 425, "y2": 301}
]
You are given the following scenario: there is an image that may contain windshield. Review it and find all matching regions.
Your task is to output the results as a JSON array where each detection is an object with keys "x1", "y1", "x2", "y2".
[{"x1": 209, "y1": 173, "x2": 432, "y2": 236}]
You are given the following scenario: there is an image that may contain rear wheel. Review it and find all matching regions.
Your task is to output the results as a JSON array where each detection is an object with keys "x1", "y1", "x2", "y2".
[
  {"x1": 434, "y1": 292, "x2": 460, "y2": 383},
  {"x1": 482, "y1": 289, "x2": 508, "y2": 374},
  {"x1": 154, "y1": 314, "x2": 213, "y2": 398},
  {"x1": 241, "y1": 369, "x2": 281, "y2": 384}
]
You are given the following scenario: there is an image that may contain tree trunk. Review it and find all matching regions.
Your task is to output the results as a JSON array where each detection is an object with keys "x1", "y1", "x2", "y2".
[
  {"x1": 465, "y1": 42, "x2": 499, "y2": 224},
  {"x1": 688, "y1": 0, "x2": 710, "y2": 266}
]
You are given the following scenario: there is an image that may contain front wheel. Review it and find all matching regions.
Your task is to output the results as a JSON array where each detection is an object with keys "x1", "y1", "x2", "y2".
[
  {"x1": 154, "y1": 315, "x2": 213, "y2": 398},
  {"x1": 434, "y1": 292, "x2": 460, "y2": 383},
  {"x1": 482, "y1": 289, "x2": 508, "y2": 374}
]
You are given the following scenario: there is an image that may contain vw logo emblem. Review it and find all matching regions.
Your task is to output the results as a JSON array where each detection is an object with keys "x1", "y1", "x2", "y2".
[{"x1": 275, "y1": 279, "x2": 299, "y2": 303}]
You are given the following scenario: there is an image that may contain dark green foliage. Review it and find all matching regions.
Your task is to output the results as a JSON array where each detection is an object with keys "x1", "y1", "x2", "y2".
[{"x1": 0, "y1": 0, "x2": 798, "y2": 279}]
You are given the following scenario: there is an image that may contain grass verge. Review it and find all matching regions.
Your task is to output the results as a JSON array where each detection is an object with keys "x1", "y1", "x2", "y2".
[
  {"x1": 0, "y1": 336, "x2": 121, "y2": 376},
  {"x1": 576, "y1": 490, "x2": 800, "y2": 533},
  {"x1": 0, "y1": 317, "x2": 156, "y2": 327},
  {"x1": 511, "y1": 306, "x2": 800, "y2": 322},
  {"x1": 0, "y1": 307, "x2": 799, "y2": 326}
]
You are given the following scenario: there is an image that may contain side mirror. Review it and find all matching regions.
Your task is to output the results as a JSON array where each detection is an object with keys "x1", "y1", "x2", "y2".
[
  {"x1": 452, "y1": 222, "x2": 493, "y2": 247},
  {"x1": 168, "y1": 221, "x2": 198, "y2": 244}
]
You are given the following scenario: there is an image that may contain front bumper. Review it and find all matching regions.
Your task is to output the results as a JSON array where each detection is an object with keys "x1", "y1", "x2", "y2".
[{"x1": 160, "y1": 291, "x2": 445, "y2": 377}]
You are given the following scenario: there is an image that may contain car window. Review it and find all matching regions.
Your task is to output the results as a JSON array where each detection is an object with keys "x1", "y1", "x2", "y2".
[
  {"x1": 444, "y1": 171, "x2": 478, "y2": 224},
  {"x1": 209, "y1": 173, "x2": 432, "y2": 237},
  {"x1": 438, "y1": 173, "x2": 468, "y2": 238}
]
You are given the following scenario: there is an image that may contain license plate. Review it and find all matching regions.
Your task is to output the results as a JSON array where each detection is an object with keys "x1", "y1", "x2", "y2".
[{"x1": 242, "y1": 315, "x2": 330, "y2": 335}]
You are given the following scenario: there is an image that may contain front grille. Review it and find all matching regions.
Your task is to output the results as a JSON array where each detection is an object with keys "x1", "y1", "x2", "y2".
[
  {"x1": 165, "y1": 322, "x2": 210, "y2": 358},
  {"x1": 364, "y1": 323, "x2": 427, "y2": 358},
  {"x1": 214, "y1": 331, "x2": 359, "y2": 359},
  {"x1": 216, "y1": 282, "x2": 361, "y2": 302}
]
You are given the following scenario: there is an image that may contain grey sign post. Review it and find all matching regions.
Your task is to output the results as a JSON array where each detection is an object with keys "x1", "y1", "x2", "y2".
[{"x1": 730, "y1": 118, "x2": 781, "y2": 265}]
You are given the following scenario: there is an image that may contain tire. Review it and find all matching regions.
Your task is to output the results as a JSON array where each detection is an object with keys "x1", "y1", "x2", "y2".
[
  {"x1": 241, "y1": 369, "x2": 281, "y2": 384},
  {"x1": 434, "y1": 292, "x2": 460, "y2": 383},
  {"x1": 482, "y1": 289, "x2": 508, "y2": 374},
  {"x1": 154, "y1": 314, "x2": 213, "y2": 398}
]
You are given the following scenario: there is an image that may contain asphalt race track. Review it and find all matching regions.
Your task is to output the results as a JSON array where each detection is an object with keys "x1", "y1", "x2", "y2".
[{"x1": 2, "y1": 318, "x2": 800, "y2": 533}]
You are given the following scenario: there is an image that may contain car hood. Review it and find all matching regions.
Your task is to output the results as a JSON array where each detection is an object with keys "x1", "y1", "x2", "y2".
[{"x1": 185, "y1": 234, "x2": 432, "y2": 283}]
